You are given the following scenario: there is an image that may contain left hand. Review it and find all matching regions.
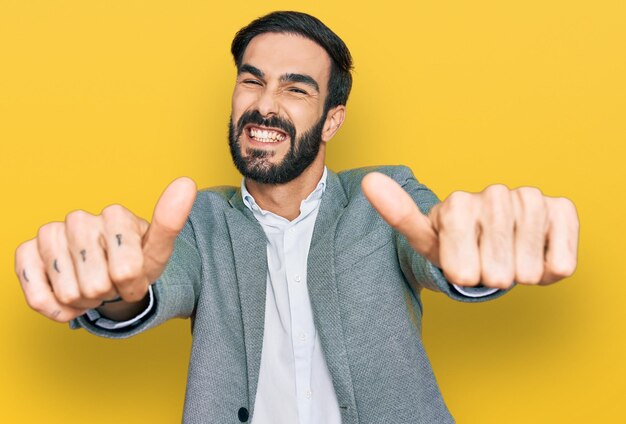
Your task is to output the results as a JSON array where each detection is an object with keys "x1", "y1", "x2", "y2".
[{"x1": 361, "y1": 173, "x2": 579, "y2": 289}]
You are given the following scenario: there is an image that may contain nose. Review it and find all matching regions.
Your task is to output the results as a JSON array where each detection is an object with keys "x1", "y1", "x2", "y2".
[{"x1": 255, "y1": 87, "x2": 279, "y2": 118}]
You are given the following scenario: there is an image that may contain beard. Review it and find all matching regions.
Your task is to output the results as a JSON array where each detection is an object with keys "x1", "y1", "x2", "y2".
[{"x1": 228, "y1": 110, "x2": 325, "y2": 185}]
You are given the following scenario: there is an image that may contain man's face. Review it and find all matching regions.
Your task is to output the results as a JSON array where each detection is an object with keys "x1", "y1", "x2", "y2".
[{"x1": 229, "y1": 32, "x2": 331, "y2": 184}]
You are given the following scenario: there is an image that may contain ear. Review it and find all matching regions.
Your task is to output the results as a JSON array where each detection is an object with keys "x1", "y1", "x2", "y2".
[{"x1": 321, "y1": 105, "x2": 346, "y2": 142}]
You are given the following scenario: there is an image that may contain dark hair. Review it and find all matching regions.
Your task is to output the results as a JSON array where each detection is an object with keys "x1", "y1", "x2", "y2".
[{"x1": 231, "y1": 11, "x2": 353, "y2": 113}]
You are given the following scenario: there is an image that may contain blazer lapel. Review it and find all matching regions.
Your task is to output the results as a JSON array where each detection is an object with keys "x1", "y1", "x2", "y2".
[
  {"x1": 307, "y1": 171, "x2": 358, "y2": 415},
  {"x1": 226, "y1": 190, "x2": 267, "y2": 411}
]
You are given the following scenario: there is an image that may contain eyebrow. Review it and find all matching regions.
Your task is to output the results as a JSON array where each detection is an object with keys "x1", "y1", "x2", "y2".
[
  {"x1": 238, "y1": 64, "x2": 264, "y2": 79},
  {"x1": 238, "y1": 63, "x2": 320, "y2": 93},
  {"x1": 281, "y1": 73, "x2": 319, "y2": 93}
]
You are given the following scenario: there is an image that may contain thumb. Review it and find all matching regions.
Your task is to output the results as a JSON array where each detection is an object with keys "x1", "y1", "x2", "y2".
[
  {"x1": 142, "y1": 177, "x2": 197, "y2": 281},
  {"x1": 361, "y1": 172, "x2": 440, "y2": 267}
]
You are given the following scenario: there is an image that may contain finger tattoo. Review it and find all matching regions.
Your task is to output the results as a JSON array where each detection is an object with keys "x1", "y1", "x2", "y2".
[
  {"x1": 53, "y1": 259, "x2": 60, "y2": 273},
  {"x1": 22, "y1": 269, "x2": 30, "y2": 283},
  {"x1": 80, "y1": 249, "x2": 86, "y2": 262},
  {"x1": 116, "y1": 233, "x2": 122, "y2": 246}
]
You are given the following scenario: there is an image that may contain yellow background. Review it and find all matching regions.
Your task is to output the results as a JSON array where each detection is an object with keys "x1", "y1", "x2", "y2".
[{"x1": 1, "y1": 0, "x2": 624, "y2": 422}]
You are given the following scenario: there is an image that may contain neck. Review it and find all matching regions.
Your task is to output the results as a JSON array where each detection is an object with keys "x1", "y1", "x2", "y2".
[{"x1": 245, "y1": 153, "x2": 325, "y2": 221}]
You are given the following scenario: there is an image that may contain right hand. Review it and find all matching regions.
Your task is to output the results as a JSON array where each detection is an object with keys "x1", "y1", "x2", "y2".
[{"x1": 14, "y1": 177, "x2": 197, "y2": 323}]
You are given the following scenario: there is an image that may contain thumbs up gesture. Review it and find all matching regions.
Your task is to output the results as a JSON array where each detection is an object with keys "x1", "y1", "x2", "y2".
[
  {"x1": 14, "y1": 178, "x2": 197, "y2": 323},
  {"x1": 362, "y1": 172, "x2": 579, "y2": 289}
]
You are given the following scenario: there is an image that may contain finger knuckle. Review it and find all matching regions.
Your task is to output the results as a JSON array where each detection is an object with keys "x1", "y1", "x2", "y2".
[
  {"x1": 65, "y1": 210, "x2": 93, "y2": 227},
  {"x1": 50, "y1": 311, "x2": 74, "y2": 324},
  {"x1": 515, "y1": 268, "x2": 543, "y2": 285},
  {"x1": 547, "y1": 195, "x2": 570, "y2": 211},
  {"x1": 101, "y1": 204, "x2": 130, "y2": 221},
  {"x1": 26, "y1": 293, "x2": 48, "y2": 313},
  {"x1": 482, "y1": 278, "x2": 514, "y2": 290},
  {"x1": 445, "y1": 269, "x2": 481, "y2": 287},
  {"x1": 482, "y1": 185, "x2": 512, "y2": 209},
  {"x1": 483, "y1": 184, "x2": 510, "y2": 198},
  {"x1": 515, "y1": 187, "x2": 546, "y2": 213},
  {"x1": 549, "y1": 260, "x2": 577, "y2": 279},
  {"x1": 445, "y1": 191, "x2": 473, "y2": 209},
  {"x1": 553, "y1": 197, "x2": 579, "y2": 222},
  {"x1": 65, "y1": 210, "x2": 100, "y2": 239},
  {"x1": 437, "y1": 196, "x2": 475, "y2": 230},
  {"x1": 56, "y1": 289, "x2": 82, "y2": 306},
  {"x1": 110, "y1": 261, "x2": 144, "y2": 284},
  {"x1": 554, "y1": 196, "x2": 574, "y2": 209},
  {"x1": 515, "y1": 186, "x2": 543, "y2": 201},
  {"x1": 151, "y1": 216, "x2": 180, "y2": 238},
  {"x1": 37, "y1": 222, "x2": 64, "y2": 243},
  {"x1": 144, "y1": 249, "x2": 169, "y2": 269},
  {"x1": 15, "y1": 239, "x2": 34, "y2": 258},
  {"x1": 481, "y1": 267, "x2": 515, "y2": 289},
  {"x1": 121, "y1": 288, "x2": 147, "y2": 303},
  {"x1": 80, "y1": 282, "x2": 111, "y2": 300}
]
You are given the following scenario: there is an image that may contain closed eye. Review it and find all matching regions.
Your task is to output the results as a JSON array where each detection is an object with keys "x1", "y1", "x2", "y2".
[
  {"x1": 243, "y1": 79, "x2": 262, "y2": 86},
  {"x1": 287, "y1": 87, "x2": 308, "y2": 95}
]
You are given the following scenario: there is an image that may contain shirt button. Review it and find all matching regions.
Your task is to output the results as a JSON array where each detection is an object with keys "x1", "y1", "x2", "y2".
[
  {"x1": 238, "y1": 407, "x2": 249, "y2": 422},
  {"x1": 305, "y1": 389, "x2": 313, "y2": 399},
  {"x1": 289, "y1": 227, "x2": 296, "y2": 233},
  {"x1": 294, "y1": 275, "x2": 301, "y2": 283},
  {"x1": 298, "y1": 332, "x2": 307, "y2": 342}
]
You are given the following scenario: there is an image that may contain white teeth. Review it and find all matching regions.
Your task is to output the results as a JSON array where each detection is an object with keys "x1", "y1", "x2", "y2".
[{"x1": 249, "y1": 127, "x2": 286, "y2": 143}]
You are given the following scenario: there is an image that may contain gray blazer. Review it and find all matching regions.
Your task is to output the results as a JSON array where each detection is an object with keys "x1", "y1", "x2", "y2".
[{"x1": 74, "y1": 166, "x2": 505, "y2": 423}]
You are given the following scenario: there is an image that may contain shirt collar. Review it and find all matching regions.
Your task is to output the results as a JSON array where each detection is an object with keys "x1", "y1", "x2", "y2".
[{"x1": 241, "y1": 166, "x2": 328, "y2": 222}]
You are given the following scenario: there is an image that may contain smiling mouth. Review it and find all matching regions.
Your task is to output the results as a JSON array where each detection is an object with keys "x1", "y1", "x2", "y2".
[{"x1": 245, "y1": 125, "x2": 288, "y2": 144}]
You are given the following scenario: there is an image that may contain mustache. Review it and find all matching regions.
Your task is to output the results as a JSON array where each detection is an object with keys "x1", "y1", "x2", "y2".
[{"x1": 235, "y1": 110, "x2": 296, "y2": 140}]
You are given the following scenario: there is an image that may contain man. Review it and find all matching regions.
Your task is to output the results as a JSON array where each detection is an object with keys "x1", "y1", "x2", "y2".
[{"x1": 14, "y1": 11, "x2": 578, "y2": 424}]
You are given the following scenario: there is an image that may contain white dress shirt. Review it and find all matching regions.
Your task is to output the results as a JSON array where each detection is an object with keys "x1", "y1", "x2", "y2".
[{"x1": 241, "y1": 167, "x2": 341, "y2": 424}]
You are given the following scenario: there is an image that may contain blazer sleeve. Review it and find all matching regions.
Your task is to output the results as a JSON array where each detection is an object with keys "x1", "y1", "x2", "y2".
[
  {"x1": 70, "y1": 217, "x2": 202, "y2": 338},
  {"x1": 392, "y1": 166, "x2": 511, "y2": 303}
]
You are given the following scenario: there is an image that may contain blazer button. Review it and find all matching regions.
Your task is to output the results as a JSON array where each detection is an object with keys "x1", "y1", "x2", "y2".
[{"x1": 238, "y1": 407, "x2": 249, "y2": 422}]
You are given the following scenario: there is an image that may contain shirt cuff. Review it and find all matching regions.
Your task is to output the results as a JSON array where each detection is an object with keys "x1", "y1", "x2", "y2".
[
  {"x1": 451, "y1": 284, "x2": 500, "y2": 298},
  {"x1": 83, "y1": 286, "x2": 155, "y2": 330}
]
